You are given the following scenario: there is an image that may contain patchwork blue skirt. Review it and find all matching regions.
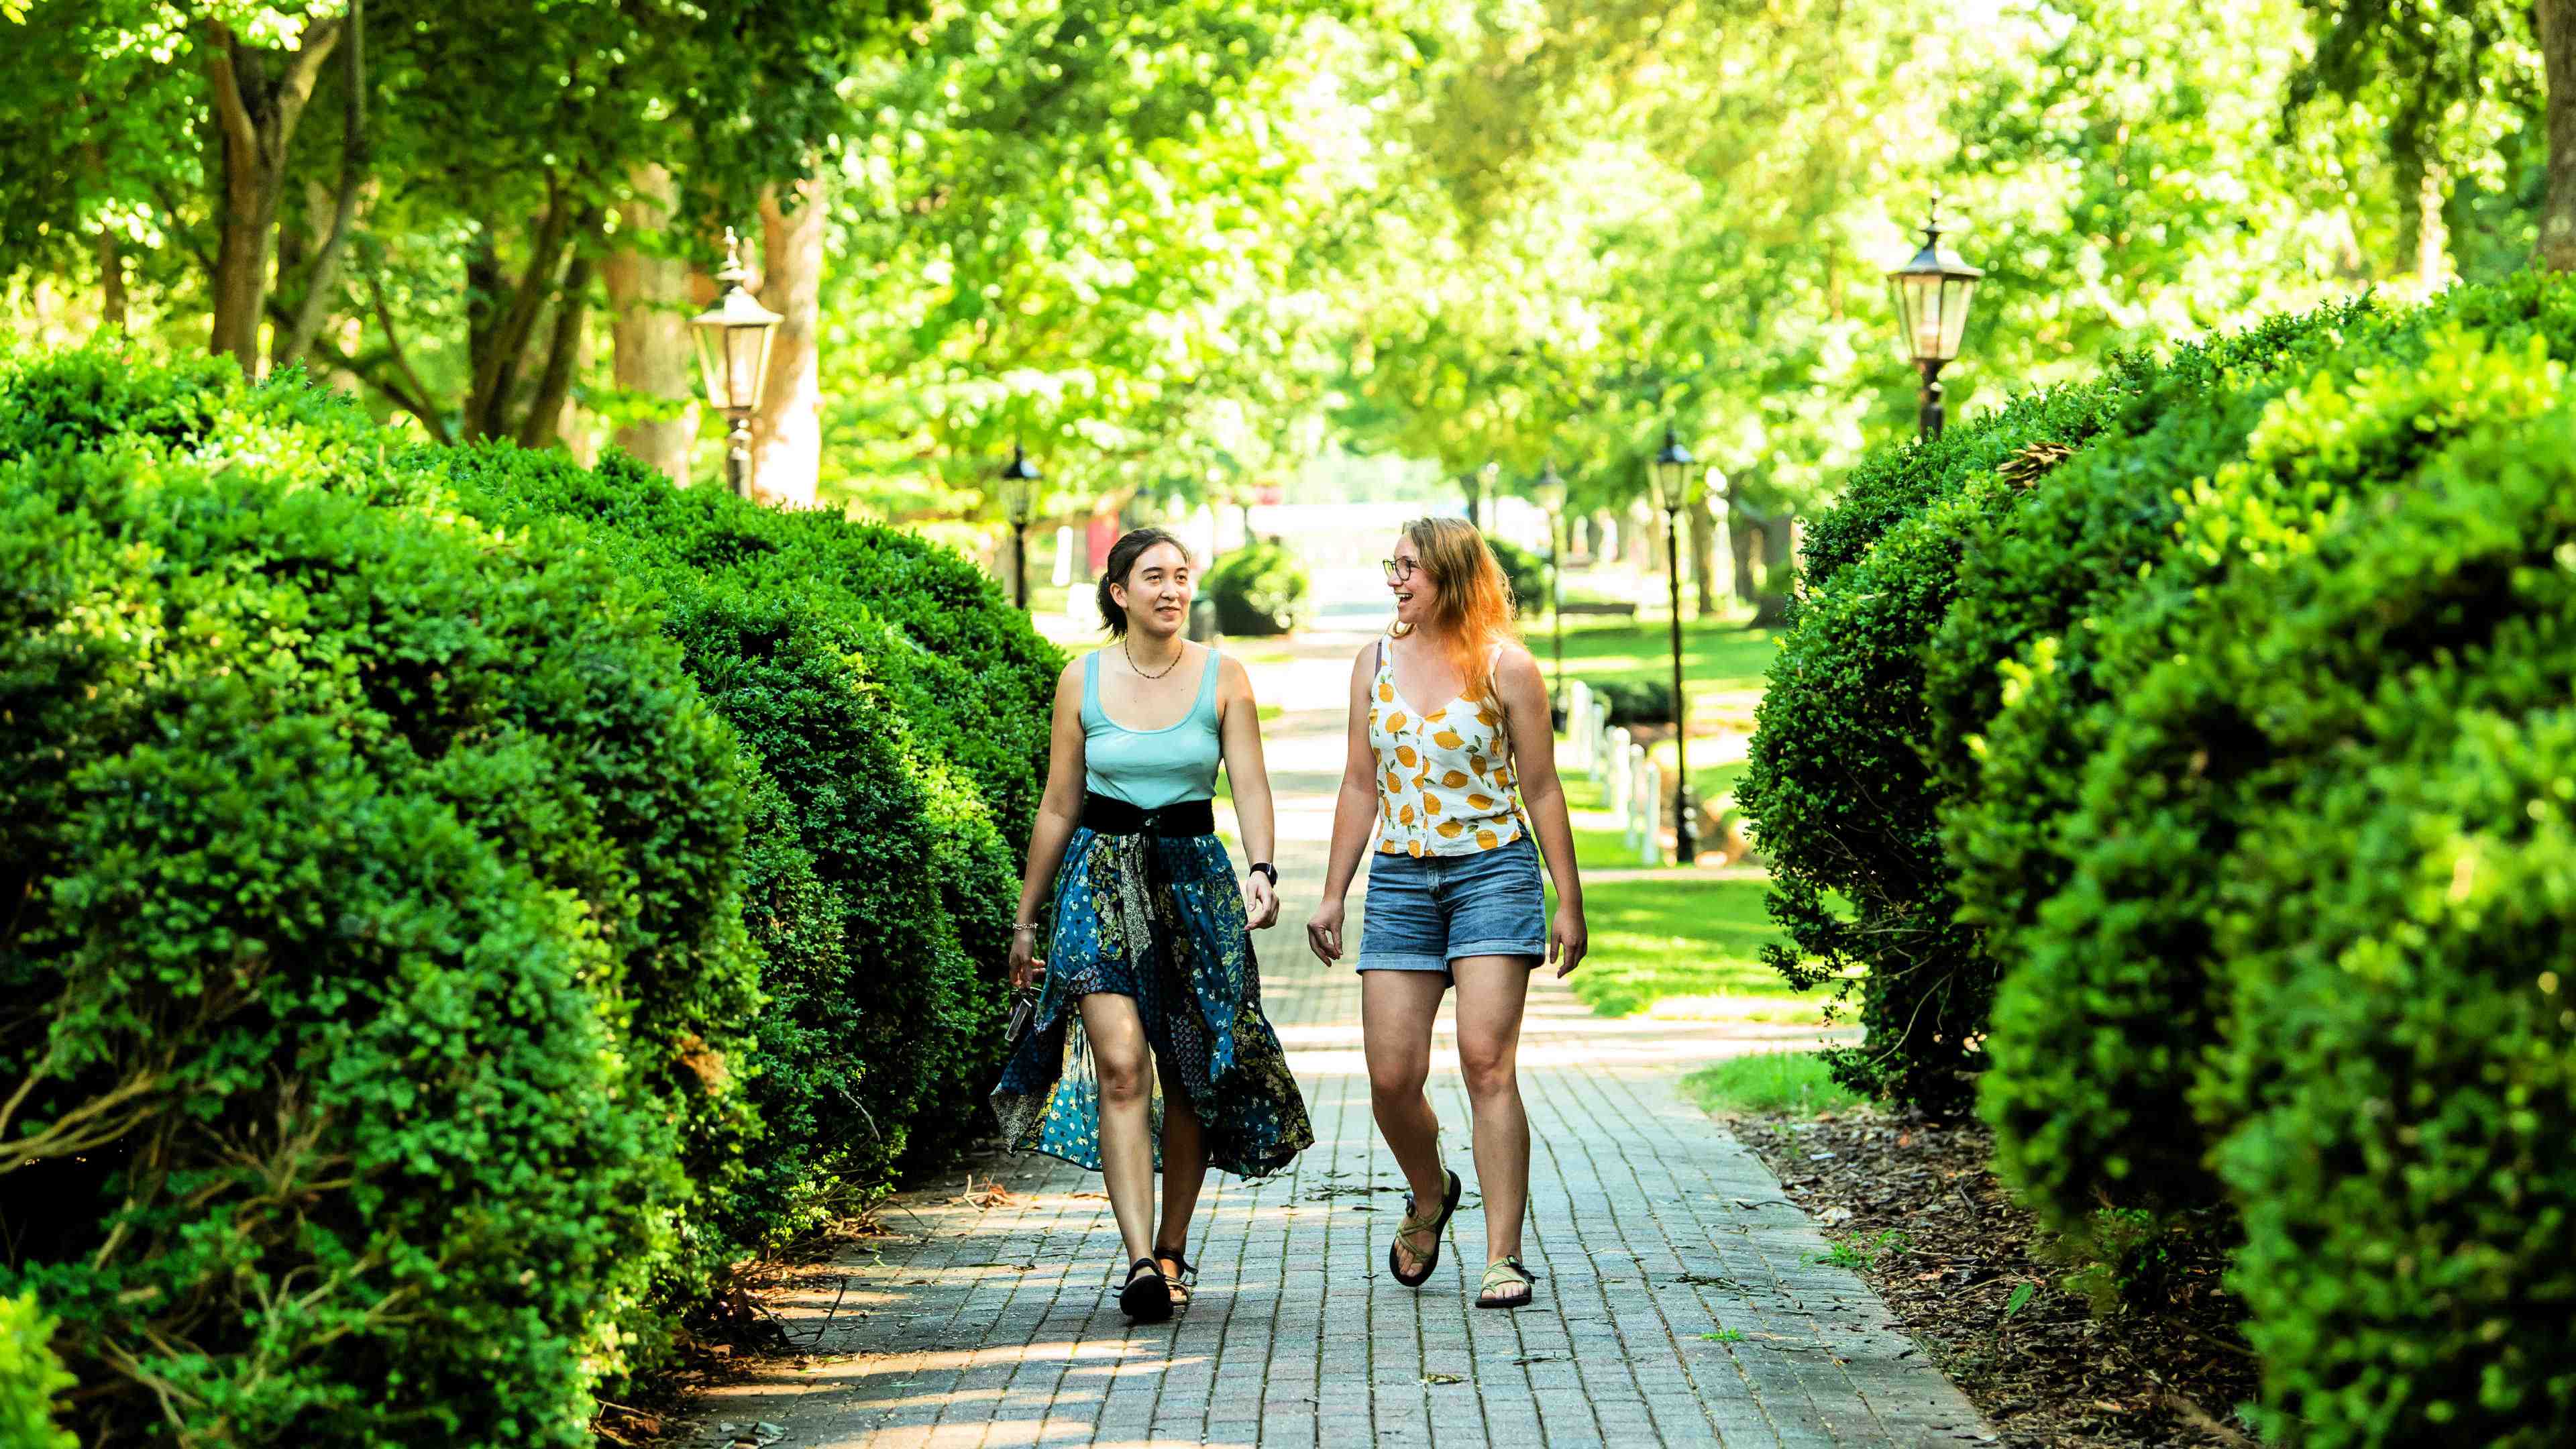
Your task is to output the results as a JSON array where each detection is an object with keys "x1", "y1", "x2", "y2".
[{"x1": 990, "y1": 826, "x2": 1312, "y2": 1179}]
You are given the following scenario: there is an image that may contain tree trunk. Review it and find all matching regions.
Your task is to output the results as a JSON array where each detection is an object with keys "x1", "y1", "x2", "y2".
[
  {"x1": 95, "y1": 229, "x2": 125, "y2": 336},
  {"x1": 1752, "y1": 515, "x2": 1798, "y2": 627},
  {"x1": 2542, "y1": 0, "x2": 2576, "y2": 271},
  {"x1": 754, "y1": 172, "x2": 826, "y2": 508},
  {"x1": 1582, "y1": 512, "x2": 1605, "y2": 561},
  {"x1": 1688, "y1": 490, "x2": 1722, "y2": 614},
  {"x1": 2391, "y1": 133, "x2": 2428, "y2": 283},
  {"x1": 278, "y1": 0, "x2": 366, "y2": 372},
  {"x1": 463, "y1": 186, "x2": 575, "y2": 440},
  {"x1": 2414, "y1": 162, "x2": 2449, "y2": 287},
  {"x1": 201, "y1": 17, "x2": 343, "y2": 371},
  {"x1": 1725, "y1": 485, "x2": 1760, "y2": 606},
  {"x1": 606, "y1": 163, "x2": 698, "y2": 484},
  {"x1": 519, "y1": 251, "x2": 596, "y2": 451}
]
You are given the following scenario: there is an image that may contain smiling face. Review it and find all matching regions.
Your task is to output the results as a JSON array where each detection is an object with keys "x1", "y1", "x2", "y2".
[
  {"x1": 1386, "y1": 531, "x2": 1440, "y2": 629},
  {"x1": 1112, "y1": 540, "x2": 1194, "y2": 639}
]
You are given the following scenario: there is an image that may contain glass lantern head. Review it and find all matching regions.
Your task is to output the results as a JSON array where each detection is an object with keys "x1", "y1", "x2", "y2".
[
  {"x1": 1648, "y1": 426, "x2": 1695, "y2": 513},
  {"x1": 1887, "y1": 196, "x2": 1982, "y2": 368},
  {"x1": 690, "y1": 228, "x2": 784, "y2": 415}
]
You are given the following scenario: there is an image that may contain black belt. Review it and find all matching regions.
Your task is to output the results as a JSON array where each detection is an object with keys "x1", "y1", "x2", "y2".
[{"x1": 1081, "y1": 793, "x2": 1216, "y2": 838}]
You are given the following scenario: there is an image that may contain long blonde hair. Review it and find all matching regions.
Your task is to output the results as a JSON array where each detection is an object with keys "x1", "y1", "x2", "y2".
[{"x1": 1392, "y1": 516, "x2": 1519, "y2": 703}]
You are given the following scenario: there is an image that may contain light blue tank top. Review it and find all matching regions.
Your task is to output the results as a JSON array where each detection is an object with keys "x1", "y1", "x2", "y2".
[{"x1": 1082, "y1": 647, "x2": 1223, "y2": 810}]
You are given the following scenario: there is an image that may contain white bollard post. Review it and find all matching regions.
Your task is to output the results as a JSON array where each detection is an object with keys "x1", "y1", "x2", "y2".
[
  {"x1": 1605, "y1": 727, "x2": 1632, "y2": 815},
  {"x1": 1638, "y1": 757, "x2": 1663, "y2": 865},
  {"x1": 1065, "y1": 585, "x2": 1090, "y2": 632},
  {"x1": 1052, "y1": 525, "x2": 1075, "y2": 587},
  {"x1": 1617, "y1": 742, "x2": 1638, "y2": 845},
  {"x1": 1567, "y1": 682, "x2": 1593, "y2": 769}
]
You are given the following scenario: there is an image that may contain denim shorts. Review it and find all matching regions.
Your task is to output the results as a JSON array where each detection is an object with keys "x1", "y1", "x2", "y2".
[{"x1": 1356, "y1": 835, "x2": 1547, "y2": 975}]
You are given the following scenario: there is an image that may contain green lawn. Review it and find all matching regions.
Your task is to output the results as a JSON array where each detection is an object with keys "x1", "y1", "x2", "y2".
[
  {"x1": 1682, "y1": 1051, "x2": 1864, "y2": 1117},
  {"x1": 1545, "y1": 616, "x2": 1777, "y2": 692},
  {"x1": 1542, "y1": 616, "x2": 1774, "y2": 835},
  {"x1": 1558, "y1": 773, "x2": 1666, "y2": 872},
  {"x1": 1560, "y1": 875, "x2": 1831, "y2": 1023}
]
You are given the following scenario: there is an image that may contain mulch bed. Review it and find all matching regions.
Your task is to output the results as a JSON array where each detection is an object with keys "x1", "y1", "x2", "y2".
[{"x1": 1729, "y1": 1108, "x2": 2263, "y2": 1448}]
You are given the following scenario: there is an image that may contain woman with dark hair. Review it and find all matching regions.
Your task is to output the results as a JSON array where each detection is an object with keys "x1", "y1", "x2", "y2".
[
  {"x1": 1305, "y1": 516, "x2": 1587, "y2": 1310},
  {"x1": 991, "y1": 527, "x2": 1313, "y2": 1324}
]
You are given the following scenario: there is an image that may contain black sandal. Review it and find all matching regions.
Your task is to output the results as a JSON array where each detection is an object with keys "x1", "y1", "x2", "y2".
[
  {"x1": 1153, "y1": 1246, "x2": 1197, "y2": 1308},
  {"x1": 1477, "y1": 1256, "x2": 1540, "y2": 1309},
  {"x1": 1118, "y1": 1257, "x2": 1173, "y2": 1324},
  {"x1": 1388, "y1": 1169, "x2": 1462, "y2": 1287}
]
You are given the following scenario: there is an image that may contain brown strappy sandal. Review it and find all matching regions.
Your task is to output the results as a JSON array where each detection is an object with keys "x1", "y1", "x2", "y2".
[
  {"x1": 1389, "y1": 1169, "x2": 1462, "y2": 1287},
  {"x1": 1477, "y1": 1256, "x2": 1540, "y2": 1309},
  {"x1": 1153, "y1": 1246, "x2": 1197, "y2": 1308}
]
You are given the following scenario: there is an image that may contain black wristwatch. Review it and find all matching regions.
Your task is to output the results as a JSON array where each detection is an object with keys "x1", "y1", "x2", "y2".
[{"x1": 1248, "y1": 861, "x2": 1279, "y2": 885}]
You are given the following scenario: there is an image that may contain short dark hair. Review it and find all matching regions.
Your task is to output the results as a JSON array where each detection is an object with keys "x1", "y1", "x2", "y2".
[{"x1": 1097, "y1": 527, "x2": 1189, "y2": 637}]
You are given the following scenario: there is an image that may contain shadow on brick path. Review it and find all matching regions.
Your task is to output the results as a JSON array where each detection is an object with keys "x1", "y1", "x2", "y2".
[{"x1": 694, "y1": 632, "x2": 1994, "y2": 1449}]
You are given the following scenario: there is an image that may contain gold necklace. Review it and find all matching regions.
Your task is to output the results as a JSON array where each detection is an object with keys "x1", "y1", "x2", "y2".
[{"x1": 1124, "y1": 635, "x2": 1183, "y2": 680}]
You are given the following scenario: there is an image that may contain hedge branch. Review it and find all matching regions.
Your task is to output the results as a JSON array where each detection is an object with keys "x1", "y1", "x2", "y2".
[{"x1": 0, "y1": 1065, "x2": 162, "y2": 1169}]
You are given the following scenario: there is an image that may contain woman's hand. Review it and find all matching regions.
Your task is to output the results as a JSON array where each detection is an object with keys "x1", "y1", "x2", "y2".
[
  {"x1": 1549, "y1": 901, "x2": 1589, "y2": 979},
  {"x1": 1009, "y1": 930, "x2": 1046, "y2": 991},
  {"x1": 1306, "y1": 898, "x2": 1346, "y2": 964},
  {"x1": 1242, "y1": 873, "x2": 1280, "y2": 930}
]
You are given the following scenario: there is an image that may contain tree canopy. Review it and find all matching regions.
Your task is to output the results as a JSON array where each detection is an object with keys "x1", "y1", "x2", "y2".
[{"x1": 4, "y1": 0, "x2": 2568, "y2": 519}]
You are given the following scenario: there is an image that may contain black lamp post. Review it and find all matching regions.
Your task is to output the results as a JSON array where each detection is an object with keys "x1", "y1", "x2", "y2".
[
  {"x1": 998, "y1": 441, "x2": 1041, "y2": 610},
  {"x1": 1647, "y1": 425, "x2": 1699, "y2": 865},
  {"x1": 689, "y1": 228, "x2": 784, "y2": 499},
  {"x1": 1887, "y1": 194, "x2": 1983, "y2": 442},
  {"x1": 1532, "y1": 458, "x2": 1569, "y2": 708}
]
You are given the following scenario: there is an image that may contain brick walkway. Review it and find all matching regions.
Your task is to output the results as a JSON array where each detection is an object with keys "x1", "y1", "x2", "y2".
[{"x1": 695, "y1": 635, "x2": 1990, "y2": 1449}]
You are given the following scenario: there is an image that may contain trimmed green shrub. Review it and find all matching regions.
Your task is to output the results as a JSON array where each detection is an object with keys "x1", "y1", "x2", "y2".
[
  {"x1": 0, "y1": 352, "x2": 1052, "y2": 1438},
  {"x1": 1737, "y1": 272, "x2": 2576, "y2": 1446},
  {"x1": 1487, "y1": 535, "x2": 1546, "y2": 617},
  {"x1": 411, "y1": 445, "x2": 1034, "y2": 1213},
  {"x1": 1745, "y1": 278, "x2": 2576, "y2": 1115},
  {"x1": 397, "y1": 446, "x2": 1061, "y2": 852},
  {"x1": 0, "y1": 421, "x2": 752, "y2": 1444},
  {"x1": 1572, "y1": 677, "x2": 1673, "y2": 727},
  {"x1": 1975, "y1": 311, "x2": 2576, "y2": 1234},
  {"x1": 0, "y1": 1293, "x2": 76, "y2": 1449},
  {"x1": 2022, "y1": 394, "x2": 2576, "y2": 1445},
  {"x1": 1206, "y1": 538, "x2": 1311, "y2": 635},
  {"x1": 1737, "y1": 368, "x2": 2161, "y2": 1106}
]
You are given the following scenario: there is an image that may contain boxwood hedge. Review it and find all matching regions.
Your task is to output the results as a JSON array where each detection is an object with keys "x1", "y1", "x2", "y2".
[
  {"x1": 0, "y1": 1293, "x2": 77, "y2": 1449},
  {"x1": 1737, "y1": 354, "x2": 2184, "y2": 1106},
  {"x1": 1206, "y1": 538, "x2": 1312, "y2": 636},
  {"x1": 1972, "y1": 298, "x2": 2576, "y2": 1230},
  {"x1": 0, "y1": 352, "x2": 1057, "y2": 1443},
  {"x1": 0, "y1": 425, "x2": 749, "y2": 1444},
  {"x1": 1748, "y1": 271, "x2": 2576, "y2": 1446},
  {"x1": 2182, "y1": 405, "x2": 2576, "y2": 1445}
]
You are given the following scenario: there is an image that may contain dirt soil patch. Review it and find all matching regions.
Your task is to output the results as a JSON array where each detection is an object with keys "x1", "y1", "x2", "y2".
[{"x1": 1731, "y1": 1108, "x2": 2262, "y2": 1448}]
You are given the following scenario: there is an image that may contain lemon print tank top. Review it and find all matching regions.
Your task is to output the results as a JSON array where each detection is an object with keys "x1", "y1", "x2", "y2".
[{"x1": 1368, "y1": 636, "x2": 1528, "y2": 857}]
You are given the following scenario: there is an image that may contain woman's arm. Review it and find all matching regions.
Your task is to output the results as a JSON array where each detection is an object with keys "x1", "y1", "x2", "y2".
[
  {"x1": 1496, "y1": 647, "x2": 1588, "y2": 977},
  {"x1": 1010, "y1": 659, "x2": 1089, "y2": 988},
  {"x1": 1216, "y1": 653, "x2": 1281, "y2": 928},
  {"x1": 1305, "y1": 643, "x2": 1384, "y2": 964}
]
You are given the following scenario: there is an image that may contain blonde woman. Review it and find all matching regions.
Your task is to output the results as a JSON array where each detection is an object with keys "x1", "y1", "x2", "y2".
[{"x1": 1305, "y1": 517, "x2": 1587, "y2": 1309}]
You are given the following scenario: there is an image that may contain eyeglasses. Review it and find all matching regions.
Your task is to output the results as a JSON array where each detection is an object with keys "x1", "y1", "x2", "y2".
[{"x1": 1381, "y1": 558, "x2": 1419, "y2": 584}]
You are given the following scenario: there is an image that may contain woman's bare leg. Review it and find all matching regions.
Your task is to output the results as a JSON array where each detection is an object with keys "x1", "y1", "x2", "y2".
[
  {"x1": 1362, "y1": 969, "x2": 1450, "y2": 1275},
  {"x1": 1155, "y1": 1059, "x2": 1209, "y2": 1262},
  {"x1": 1450, "y1": 956, "x2": 1534, "y2": 1285},
  {"x1": 1081, "y1": 992, "x2": 1159, "y2": 1269}
]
